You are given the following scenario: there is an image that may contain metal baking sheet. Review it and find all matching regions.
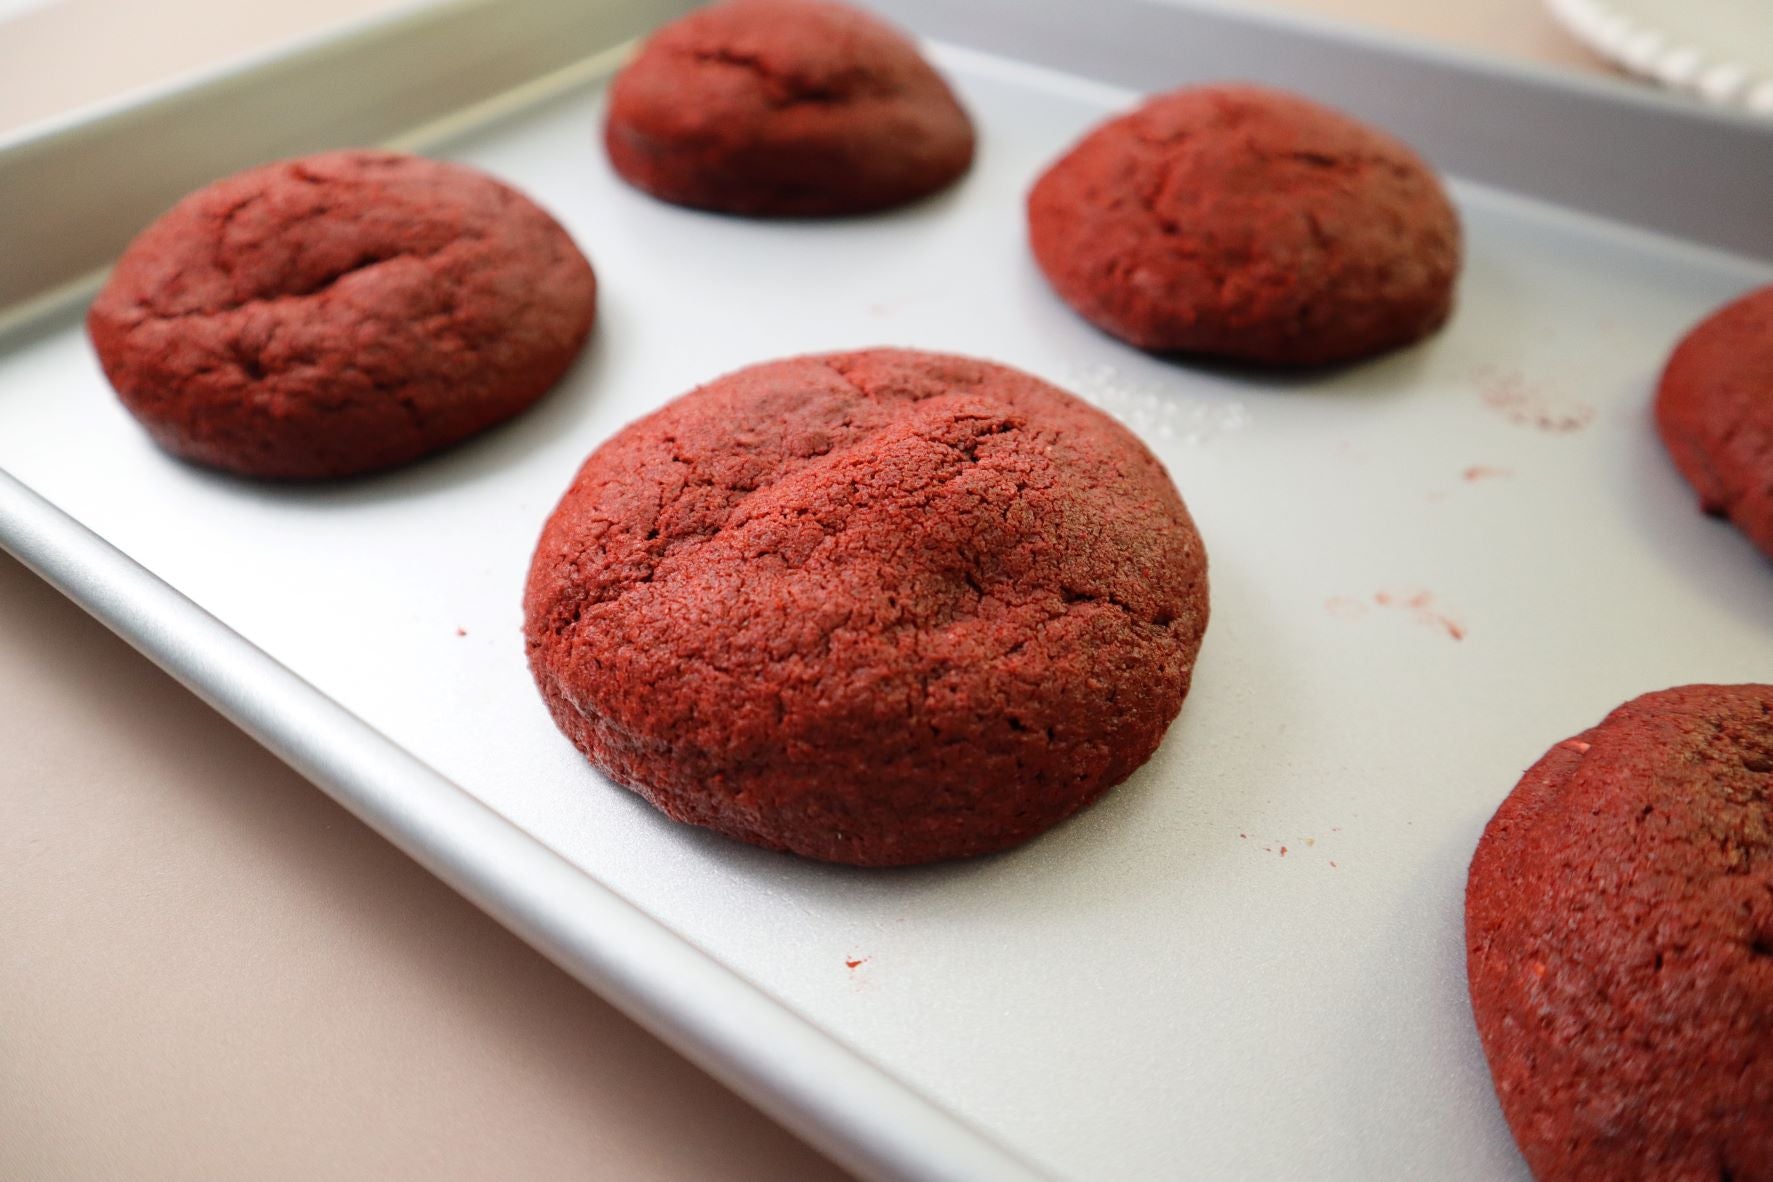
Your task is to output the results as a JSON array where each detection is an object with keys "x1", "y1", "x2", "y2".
[{"x1": 3, "y1": 2, "x2": 1771, "y2": 1178}]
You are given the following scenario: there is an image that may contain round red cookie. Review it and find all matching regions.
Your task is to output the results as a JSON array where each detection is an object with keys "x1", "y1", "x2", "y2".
[
  {"x1": 1465, "y1": 684, "x2": 1773, "y2": 1182},
  {"x1": 87, "y1": 150, "x2": 597, "y2": 479},
  {"x1": 1655, "y1": 284, "x2": 1773, "y2": 561},
  {"x1": 524, "y1": 349, "x2": 1210, "y2": 867},
  {"x1": 604, "y1": 0, "x2": 975, "y2": 217},
  {"x1": 1026, "y1": 84, "x2": 1461, "y2": 366}
]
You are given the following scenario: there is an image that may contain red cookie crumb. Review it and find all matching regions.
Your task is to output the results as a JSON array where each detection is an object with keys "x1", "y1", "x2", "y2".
[
  {"x1": 1476, "y1": 365, "x2": 1594, "y2": 433},
  {"x1": 1370, "y1": 589, "x2": 1465, "y2": 640},
  {"x1": 524, "y1": 349, "x2": 1210, "y2": 867},
  {"x1": 1026, "y1": 84, "x2": 1461, "y2": 366}
]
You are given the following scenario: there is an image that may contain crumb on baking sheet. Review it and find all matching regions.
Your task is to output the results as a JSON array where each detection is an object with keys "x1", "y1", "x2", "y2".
[
  {"x1": 1373, "y1": 589, "x2": 1466, "y2": 641},
  {"x1": 1474, "y1": 364, "x2": 1594, "y2": 432},
  {"x1": 1462, "y1": 464, "x2": 1511, "y2": 481}
]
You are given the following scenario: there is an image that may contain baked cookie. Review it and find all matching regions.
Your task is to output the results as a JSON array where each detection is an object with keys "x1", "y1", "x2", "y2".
[
  {"x1": 604, "y1": 0, "x2": 975, "y2": 217},
  {"x1": 1655, "y1": 284, "x2": 1773, "y2": 561},
  {"x1": 524, "y1": 349, "x2": 1209, "y2": 866},
  {"x1": 88, "y1": 150, "x2": 597, "y2": 479},
  {"x1": 1466, "y1": 684, "x2": 1773, "y2": 1182},
  {"x1": 1026, "y1": 84, "x2": 1461, "y2": 366}
]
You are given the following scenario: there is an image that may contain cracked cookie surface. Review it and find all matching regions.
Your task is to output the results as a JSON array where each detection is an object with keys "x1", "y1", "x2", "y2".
[
  {"x1": 523, "y1": 349, "x2": 1209, "y2": 866},
  {"x1": 87, "y1": 150, "x2": 597, "y2": 479},
  {"x1": 1027, "y1": 85, "x2": 1461, "y2": 366},
  {"x1": 1466, "y1": 683, "x2": 1773, "y2": 1182},
  {"x1": 1656, "y1": 284, "x2": 1773, "y2": 562},
  {"x1": 604, "y1": 0, "x2": 974, "y2": 217}
]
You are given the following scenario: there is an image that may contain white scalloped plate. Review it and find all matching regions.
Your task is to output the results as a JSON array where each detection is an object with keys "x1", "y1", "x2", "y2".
[{"x1": 1546, "y1": 0, "x2": 1773, "y2": 114}]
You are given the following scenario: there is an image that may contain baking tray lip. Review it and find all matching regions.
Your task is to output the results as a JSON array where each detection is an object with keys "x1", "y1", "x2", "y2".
[
  {"x1": 1, "y1": 0, "x2": 1759, "y2": 162},
  {"x1": 0, "y1": 0, "x2": 452, "y2": 155},
  {"x1": 0, "y1": 466, "x2": 1051, "y2": 1182}
]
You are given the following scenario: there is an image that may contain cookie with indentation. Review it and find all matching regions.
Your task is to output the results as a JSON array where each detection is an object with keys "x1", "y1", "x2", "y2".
[
  {"x1": 523, "y1": 349, "x2": 1209, "y2": 866},
  {"x1": 1655, "y1": 284, "x2": 1773, "y2": 561},
  {"x1": 87, "y1": 150, "x2": 597, "y2": 479},
  {"x1": 604, "y1": 0, "x2": 974, "y2": 217},
  {"x1": 1465, "y1": 683, "x2": 1773, "y2": 1182},
  {"x1": 1027, "y1": 84, "x2": 1461, "y2": 366}
]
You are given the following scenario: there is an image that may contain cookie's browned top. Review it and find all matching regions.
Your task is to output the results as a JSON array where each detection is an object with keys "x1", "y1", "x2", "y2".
[
  {"x1": 93, "y1": 150, "x2": 587, "y2": 342},
  {"x1": 1028, "y1": 84, "x2": 1460, "y2": 365},
  {"x1": 533, "y1": 351, "x2": 1193, "y2": 602},
  {"x1": 87, "y1": 150, "x2": 596, "y2": 478},
  {"x1": 604, "y1": 0, "x2": 974, "y2": 216},
  {"x1": 527, "y1": 348, "x2": 1205, "y2": 709},
  {"x1": 524, "y1": 349, "x2": 1208, "y2": 865},
  {"x1": 1655, "y1": 284, "x2": 1773, "y2": 559},
  {"x1": 1466, "y1": 683, "x2": 1773, "y2": 1182},
  {"x1": 632, "y1": 0, "x2": 930, "y2": 108}
]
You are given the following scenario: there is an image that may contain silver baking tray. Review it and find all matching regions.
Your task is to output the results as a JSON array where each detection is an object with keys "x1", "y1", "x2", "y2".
[{"x1": 3, "y1": 1, "x2": 1770, "y2": 1178}]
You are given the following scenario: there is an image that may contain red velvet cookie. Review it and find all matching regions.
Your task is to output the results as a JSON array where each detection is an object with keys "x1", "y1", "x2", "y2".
[
  {"x1": 1466, "y1": 684, "x2": 1773, "y2": 1182},
  {"x1": 88, "y1": 150, "x2": 597, "y2": 479},
  {"x1": 1027, "y1": 84, "x2": 1461, "y2": 366},
  {"x1": 524, "y1": 349, "x2": 1210, "y2": 867},
  {"x1": 604, "y1": 0, "x2": 975, "y2": 217},
  {"x1": 1655, "y1": 284, "x2": 1773, "y2": 561}
]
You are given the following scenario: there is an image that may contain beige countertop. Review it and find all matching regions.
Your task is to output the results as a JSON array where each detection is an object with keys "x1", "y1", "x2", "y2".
[{"x1": 0, "y1": 4, "x2": 1613, "y2": 1180}]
